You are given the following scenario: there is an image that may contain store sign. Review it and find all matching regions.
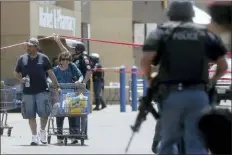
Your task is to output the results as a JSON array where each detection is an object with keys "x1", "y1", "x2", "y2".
[{"x1": 39, "y1": 6, "x2": 76, "y2": 35}]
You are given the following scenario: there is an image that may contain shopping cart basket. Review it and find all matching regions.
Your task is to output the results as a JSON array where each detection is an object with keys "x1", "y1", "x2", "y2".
[
  {"x1": 0, "y1": 85, "x2": 20, "y2": 136},
  {"x1": 47, "y1": 83, "x2": 90, "y2": 145}
]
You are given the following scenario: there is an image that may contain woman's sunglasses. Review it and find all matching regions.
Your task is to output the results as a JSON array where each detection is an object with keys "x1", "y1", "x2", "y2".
[{"x1": 60, "y1": 58, "x2": 71, "y2": 61}]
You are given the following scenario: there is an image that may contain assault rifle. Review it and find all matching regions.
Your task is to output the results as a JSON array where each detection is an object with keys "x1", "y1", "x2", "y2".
[{"x1": 125, "y1": 77, "x2": 160, "y2": 153}]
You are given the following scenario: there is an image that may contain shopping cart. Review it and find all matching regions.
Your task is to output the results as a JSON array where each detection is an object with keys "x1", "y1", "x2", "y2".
[
  {"x1": 0, "y1": 84, "x2": 19, "y2": 136},
  {"x1": 47, "y1": 83, "x2": 90, "y2": 145}
]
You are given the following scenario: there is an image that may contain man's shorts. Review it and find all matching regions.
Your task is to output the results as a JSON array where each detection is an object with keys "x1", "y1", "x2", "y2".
[{"x1": 21, "y1": 92, "x2": 51, "y2": 119}]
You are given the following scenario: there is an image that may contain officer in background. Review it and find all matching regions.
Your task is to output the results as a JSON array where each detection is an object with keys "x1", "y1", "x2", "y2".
[
  {"x1": 141, "y1": 1, "x2": 228, "y2": 154},
  {"x1": 53, "y1": 34, "x2": 92, "y2": 89},
  {"x1": 89, "y1": 53, "x2": 106, "y2": 111},
  {"x1": 70, "y1": 42, "x2": 92, "y2": 89}
]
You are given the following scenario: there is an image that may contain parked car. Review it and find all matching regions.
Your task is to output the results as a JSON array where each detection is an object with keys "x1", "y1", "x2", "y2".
[{"x1": 209, "y1": 57, "x2": 231, "y2": 105}]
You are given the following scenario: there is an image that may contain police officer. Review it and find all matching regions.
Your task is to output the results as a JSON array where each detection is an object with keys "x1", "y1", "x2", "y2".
[
  {"x1": 141, "y1": 1, "x2": 228, "y2": 154},
  {"x1": 70, "y1": 42, "x2": 92, "y2": 89},
  {"x1": 89, "y1": 53, "x2": 106, "y2": 111}
]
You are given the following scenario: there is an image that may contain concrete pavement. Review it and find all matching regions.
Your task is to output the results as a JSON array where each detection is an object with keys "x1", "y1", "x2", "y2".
[
  {"x1": 1, "y1": 101, "x2": 231, "y2": 154},
  {"x1": 1, "y1": 105, "x2": 156, "y2": 154}
]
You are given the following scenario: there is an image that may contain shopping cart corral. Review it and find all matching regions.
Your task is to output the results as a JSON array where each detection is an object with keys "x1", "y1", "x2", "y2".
[
  {"x1": 48, "y1": 83, "x2": 90, "y2": 145},
  {"x1": 0, "y1": 85, "x2": 20, "y2": 136}
]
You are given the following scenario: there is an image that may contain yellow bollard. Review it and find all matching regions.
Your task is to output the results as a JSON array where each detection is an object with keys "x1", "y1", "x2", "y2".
[{"x1": 89, "y1": 74, "x2": 94, "y2": 113}]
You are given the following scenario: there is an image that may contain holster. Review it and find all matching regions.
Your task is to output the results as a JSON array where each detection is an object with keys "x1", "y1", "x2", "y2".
[
  {"x1": 153, "y1": 84, "x2": 170, "y2": 103},
  {"x1": 150, "y1": 77, "x2": 169, "y2": 103}
]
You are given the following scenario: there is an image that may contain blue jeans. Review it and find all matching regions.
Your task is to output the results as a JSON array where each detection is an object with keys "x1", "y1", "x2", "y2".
[{"x1": 158, "y1": 89, "x2": 209, "y2": 154}]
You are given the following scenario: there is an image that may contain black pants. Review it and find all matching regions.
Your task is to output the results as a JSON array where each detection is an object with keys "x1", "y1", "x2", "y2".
[
  {"x1": 93, "y1": 80, "x2": 106, "y2": 108},
  {"x1": 56, "y1": 117, "x2": 78, "y2": 139}
]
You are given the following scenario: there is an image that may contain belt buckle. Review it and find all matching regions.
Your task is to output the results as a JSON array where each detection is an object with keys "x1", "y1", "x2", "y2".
[{"x1": 178, "y1": 83, "x2": 183, "y2": 91}]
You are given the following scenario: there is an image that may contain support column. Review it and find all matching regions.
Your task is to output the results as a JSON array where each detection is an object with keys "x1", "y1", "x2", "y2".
[{"x1": 90, "y1": 1, "x2": 133, "y2": 84}]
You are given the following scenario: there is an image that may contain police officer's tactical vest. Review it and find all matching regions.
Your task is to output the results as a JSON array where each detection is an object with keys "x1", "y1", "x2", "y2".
[{"x1": 157, "y1": 22, "x2": 209, "y2": 84}]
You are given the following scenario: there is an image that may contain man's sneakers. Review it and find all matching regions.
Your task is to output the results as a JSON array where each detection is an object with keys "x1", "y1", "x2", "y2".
[
  {"x1": 30, "y1": 130, "x2": 47, "y2": 145},
  {"x1": 31, "y1": 135, "x2": 39, "y2": 146},
  {"x1": 39, "y1": 130, "x2": 47, "y2": 144}
]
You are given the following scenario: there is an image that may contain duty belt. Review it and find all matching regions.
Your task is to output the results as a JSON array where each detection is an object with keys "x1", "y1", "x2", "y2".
[{"x1": 168, "y1": 83, "x2": 206, "y2": 91}]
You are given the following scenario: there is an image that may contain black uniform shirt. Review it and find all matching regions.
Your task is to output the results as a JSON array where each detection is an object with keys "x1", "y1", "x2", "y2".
[{"x1": 73, "y1": 54, "x2": 92, "y2": 76}]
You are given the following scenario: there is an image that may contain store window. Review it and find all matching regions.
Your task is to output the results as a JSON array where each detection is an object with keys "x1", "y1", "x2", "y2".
[
  {"x1": 39, "y1": 1, "x2": 56, "y2": 5},
  {"x1": 133, "y1": 21, "x2": 145, "y2": 44}
]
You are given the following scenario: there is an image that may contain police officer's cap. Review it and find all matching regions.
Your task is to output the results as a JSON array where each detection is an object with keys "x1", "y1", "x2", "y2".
[{"x1": 167, "y1": 1, "x2": 195, "y2": 20}]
